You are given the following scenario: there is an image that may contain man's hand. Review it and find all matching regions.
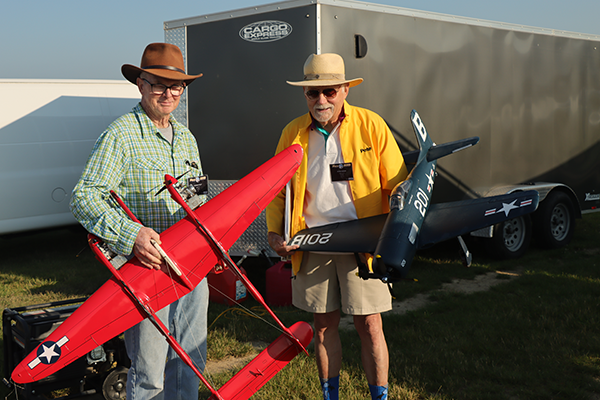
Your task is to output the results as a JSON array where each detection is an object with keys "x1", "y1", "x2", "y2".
[
  {"x1": 268, "y1": 231, "x2": 299, "y2": 257},
  {"x1": 133, "y1": 227, "x2": 163, "y2": 270}
]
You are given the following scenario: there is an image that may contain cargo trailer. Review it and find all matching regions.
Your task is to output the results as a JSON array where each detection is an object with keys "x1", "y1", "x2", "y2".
[{"x1": 165, "y1": 0, "x2": 600, "y2": 258}]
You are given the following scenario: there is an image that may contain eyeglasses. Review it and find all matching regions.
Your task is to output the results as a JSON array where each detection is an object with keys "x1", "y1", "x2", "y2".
[
  {"x1": 142, "y1": 78, "x2": 186, "y2": 96},
  {"x1": 304, "y1": 87, "x2": 339, "y2": 100}
]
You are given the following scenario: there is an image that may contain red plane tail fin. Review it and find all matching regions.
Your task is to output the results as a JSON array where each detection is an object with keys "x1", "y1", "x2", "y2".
[{"x1": 208, "y1": 321, "x2": 313, "y2": 400}]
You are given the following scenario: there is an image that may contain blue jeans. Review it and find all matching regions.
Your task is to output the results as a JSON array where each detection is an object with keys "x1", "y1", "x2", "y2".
[{"x1": 125, "y1": 278, "x2": 209, "y2": 400}]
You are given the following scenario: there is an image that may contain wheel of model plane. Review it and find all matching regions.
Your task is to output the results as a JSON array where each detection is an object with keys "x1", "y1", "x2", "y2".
[
  {"x1": 486, "y1": 214, "x2": 532, "y2": 259},
  {"x1": 532, "y1": 190, "x2": 576, "y2": 249},
  {"x1": 102, "y1": 366, "x2": 128, "y2": 400}
]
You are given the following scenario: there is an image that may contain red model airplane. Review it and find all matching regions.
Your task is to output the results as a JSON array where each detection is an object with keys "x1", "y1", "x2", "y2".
[{"x1": 10, "y1": 144, "x2": 312, "y2": 400}]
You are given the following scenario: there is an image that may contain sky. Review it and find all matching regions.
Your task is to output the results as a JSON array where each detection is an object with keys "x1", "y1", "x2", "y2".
[{"x1": 2, "y1": 0, "x2": 600, "y2": 80}]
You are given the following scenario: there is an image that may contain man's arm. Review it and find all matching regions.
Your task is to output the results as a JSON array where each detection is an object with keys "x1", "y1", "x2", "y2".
[
  {"x1": 377, "y1": 120, "x2": 409, "y2": 196},
  {"x1": 266, "y1": 118, "x2": 308, "y2": 258},
  {"x1": 266, "y1": 128, "x2": 294, "y2": 241},
  {"x1": 70, "y1": 129, "x2": 142, "y2": 257}
]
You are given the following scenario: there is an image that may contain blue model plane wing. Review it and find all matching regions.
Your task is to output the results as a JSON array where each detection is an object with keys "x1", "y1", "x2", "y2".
[
  {"x1": 289, "y1": 214, "x2": 386, "y2": 253},
  {"x1": 418, "y1": 190, "x2": 540, "y2": 248}
]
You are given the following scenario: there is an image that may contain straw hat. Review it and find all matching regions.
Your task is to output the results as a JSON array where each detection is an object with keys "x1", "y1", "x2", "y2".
[
  {"x1": 287, "y1": 53, "x2": 363, "y2": 87},
  {"x1": 121, "y1": 43, "x2": 202, "y2": 86}
]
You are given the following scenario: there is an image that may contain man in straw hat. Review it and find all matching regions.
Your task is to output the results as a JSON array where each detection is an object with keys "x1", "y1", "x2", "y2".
[
  {"x1": 71, "y1": 43, "x2": 208, "y2": 400},
  {"x1": 267, "y1": 53, "x2": 408, "y2": 400}
]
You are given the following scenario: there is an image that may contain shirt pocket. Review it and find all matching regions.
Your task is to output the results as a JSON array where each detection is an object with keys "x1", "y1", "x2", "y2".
[{"x1": 130, "y1": 157, "x2": 169, "y2": 195}]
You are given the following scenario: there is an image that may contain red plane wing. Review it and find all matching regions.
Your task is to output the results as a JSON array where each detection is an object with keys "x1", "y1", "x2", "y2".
[{"x1": 11, "y1": 144, "x2": 303, "y2": 384}]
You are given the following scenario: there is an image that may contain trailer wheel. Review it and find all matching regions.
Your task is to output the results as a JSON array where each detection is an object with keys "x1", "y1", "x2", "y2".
[
  {"x1": 532, "y1": 191, "x2": 576, "y2": 249},
  {"x1": 102, "y1": 366, "x2": 128, "y2": 400},
  {"x1": 486, "y1": 214, "x2": 532, "y2": 259}
]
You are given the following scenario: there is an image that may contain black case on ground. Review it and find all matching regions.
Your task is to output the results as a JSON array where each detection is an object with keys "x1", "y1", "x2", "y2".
[{"x1": 3, "y1": 298, "x2": 128, "y2": 400}]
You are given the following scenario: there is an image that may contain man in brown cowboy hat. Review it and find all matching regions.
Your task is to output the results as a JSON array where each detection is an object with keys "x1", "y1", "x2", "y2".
[
  {"x1": 71, "y1": 43, "x2": 207, "y2": 400},
  {"x1": 267, "y1": 53, "x2": 408, "y2": 400}
]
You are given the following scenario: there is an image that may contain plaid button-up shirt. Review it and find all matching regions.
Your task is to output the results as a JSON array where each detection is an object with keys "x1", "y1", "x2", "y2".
[{"x1": 71, "y1": 103, "x2": 205, "y2": 255}]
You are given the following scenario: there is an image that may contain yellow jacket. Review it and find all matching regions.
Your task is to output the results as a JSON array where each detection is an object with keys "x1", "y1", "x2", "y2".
[{"x1": 266, "y1": 101, "x2": 408, "y2": 274}]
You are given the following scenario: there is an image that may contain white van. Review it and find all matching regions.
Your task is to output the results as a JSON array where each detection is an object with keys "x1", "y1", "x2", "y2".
[{"x1": 0, "y1": 79, "x2": 139, "y2": 234}]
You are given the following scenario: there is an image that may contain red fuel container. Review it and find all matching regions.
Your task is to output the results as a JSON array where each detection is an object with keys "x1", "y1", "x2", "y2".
[
  {"x1": 265, "y1": 261, "x2": 293, "y2": 307},
  {"x1": 208, "y1": 266, "x2": 248, "y2": 306}
]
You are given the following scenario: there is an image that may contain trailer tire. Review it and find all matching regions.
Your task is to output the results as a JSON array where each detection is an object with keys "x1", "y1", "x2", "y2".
[
  {"x1": 486, "y1": 214, "x2": 532, "y2": 259},
  {"x1": 532, "y1": 191, "x2": 576, "y2": 249}
]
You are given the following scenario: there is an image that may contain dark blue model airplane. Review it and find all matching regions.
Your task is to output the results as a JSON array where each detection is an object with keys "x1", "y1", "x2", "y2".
[{"x1": 289, "y1": 110, "x2": 539, "y2": 283}]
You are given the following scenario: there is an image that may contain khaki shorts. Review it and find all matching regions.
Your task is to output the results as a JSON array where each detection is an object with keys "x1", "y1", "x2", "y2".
[{"x1": 292, "y1": 252, "x2": 392, "y2": 315}]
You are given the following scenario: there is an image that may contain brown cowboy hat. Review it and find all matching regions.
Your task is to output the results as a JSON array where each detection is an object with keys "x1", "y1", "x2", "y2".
[
  {"x1": 287, "y1": 53, "x2": 363, "y2": 87},
  {"x1": 121, "y1": 43, "x2": 202, "y2": 85}
]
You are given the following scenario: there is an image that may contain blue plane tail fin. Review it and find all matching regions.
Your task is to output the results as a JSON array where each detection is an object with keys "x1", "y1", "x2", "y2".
[{"x1": 410, "y1": 110, "x2": 479, "y2": 164}]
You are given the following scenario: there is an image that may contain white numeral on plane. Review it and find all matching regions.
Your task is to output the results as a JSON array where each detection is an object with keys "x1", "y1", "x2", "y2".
[
  {"x1": 290, "y1": 232, "x2": 333, "y2": 247},
  {"x1": 414, "y1": 187, "x2": 429, "y2": 217}
]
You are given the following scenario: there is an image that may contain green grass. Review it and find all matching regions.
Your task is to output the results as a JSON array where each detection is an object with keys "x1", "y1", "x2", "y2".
[
  {"x1": 1, "y1": 213, "x2": 599, "y2": 399},
  {"x1": 0, "y1": 226, "x2": 109, "y2": 310}
]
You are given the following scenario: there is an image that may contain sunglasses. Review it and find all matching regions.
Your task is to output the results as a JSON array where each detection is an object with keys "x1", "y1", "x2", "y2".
[{"x1": 304, "y1": 87, "x2": 340, "y2": 100}]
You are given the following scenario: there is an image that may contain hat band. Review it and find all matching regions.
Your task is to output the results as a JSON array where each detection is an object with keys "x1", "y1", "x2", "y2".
[
  {"x1": 143, "y1": 65, "x2": 186, "y2": 74},
  {"x1": 304, "y1": 73, "x2": 345, "y2": 81}
]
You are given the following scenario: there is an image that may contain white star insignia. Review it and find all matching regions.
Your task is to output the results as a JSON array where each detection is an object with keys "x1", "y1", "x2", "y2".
[
  {"x1": 498, "y1": 200, "x2": 518, "y2": 217},
  {"x1": 427, "y1": 171, "x2": 434, "y2": 187},
  {"x1": 38, "y1": 343, "x2": 60, "y2": 363}
]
